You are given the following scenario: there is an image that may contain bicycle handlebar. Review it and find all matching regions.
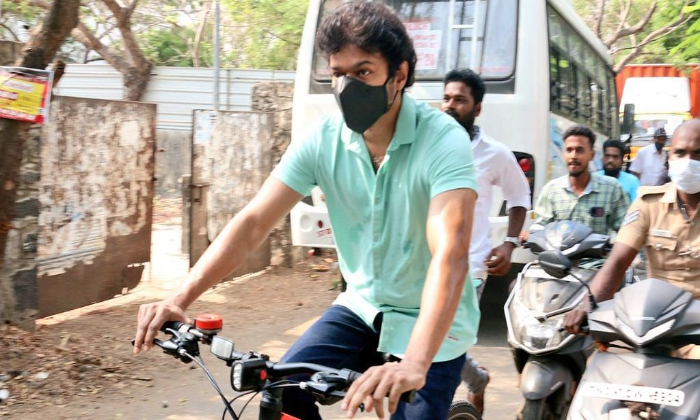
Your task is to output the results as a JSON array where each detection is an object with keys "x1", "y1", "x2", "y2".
[{"x1": 152, "y1": 320, "x2": 416, "y2": 406}]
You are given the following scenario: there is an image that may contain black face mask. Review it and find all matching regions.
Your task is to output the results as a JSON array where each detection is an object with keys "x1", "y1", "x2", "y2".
[
  {"x1": 655, "y1": 142, "x2": 665, "y2": 152},
  {"x1": 604, "y1": 168, "x2": 621, "y2": 178},
  {"x1": 333, "y1": 75, "x2": 396, "y2": 134}
]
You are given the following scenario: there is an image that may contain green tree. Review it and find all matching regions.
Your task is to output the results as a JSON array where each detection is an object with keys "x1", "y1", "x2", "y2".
[
  {"x1": 669, "y1": 4, "x2": 700, "y2": 64},
  {"x1": 140, "y1": 27, "x2": 195, "y2": 66},
  {"x1": 223, "y1": 0, "x2": 309, "y2": 70},
  {"x1": 573, "y1": 0, "x2": 699, "y2": 70}
]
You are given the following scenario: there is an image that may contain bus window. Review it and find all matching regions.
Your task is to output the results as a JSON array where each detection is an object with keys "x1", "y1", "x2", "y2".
[
  {"x1": 577, "y1": 69, "x2": 592, "y2": 121},
  {"x1": 557, "y1": 57, "x2": 576, "y2": 115},
  {"x1": 548, "y1": 8, "x2": 566, "y2": 50},
  {"x1": 478, "y1": 0, "x2": 517, "y2": 79},
  {"x1": 550, "y1": 52, "x2": 560, "y2": 110},
  {"x1": 607, "y1": 73, "x2": 618, "y2": 137},
  {"x1": 547, "y1": 4, "x2": 615, "y2": 138},
  {"x1": 313, "y1": 0, "x2": 517, "y2": 82}
]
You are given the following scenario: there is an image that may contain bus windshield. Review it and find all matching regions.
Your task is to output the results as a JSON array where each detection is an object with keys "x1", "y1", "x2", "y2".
[{"x1": 314, "y1": 0, "x2": 517, "y2": 81}]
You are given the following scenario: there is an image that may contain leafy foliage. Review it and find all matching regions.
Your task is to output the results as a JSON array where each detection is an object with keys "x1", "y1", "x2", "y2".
[
  {"x1": 222, "y1": 0, "x2": 309, "y2": 70},
  {"x1": 1, "y1": 0, "x2": 309, "y2": 70},
  {"x1": 669, "y1": 4, "x2": 700, "y2": 64},
  {"x1": 572, "y1": 0, "x2": 699, "y2": 69}
]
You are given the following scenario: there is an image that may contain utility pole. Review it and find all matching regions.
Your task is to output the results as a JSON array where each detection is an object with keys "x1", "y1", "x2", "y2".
[{"x1": 213, "y1": 0, "x2": 220, "y2": 110}]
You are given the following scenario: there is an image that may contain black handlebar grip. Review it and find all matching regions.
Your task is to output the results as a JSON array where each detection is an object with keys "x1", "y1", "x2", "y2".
[
  {"x1": 400, "y1": 389, "x2": 417, "y2": 403},
  {"x1": 580, "y1": 317, "x2": 590, "y2": 335},
  {"x1": 346, "y1": 370, "x2": 416, "y2": 403},
  {"x1": 347, "y1": 370, "x2": 362, "y2": 383},
  {"x1": 161, "y1": 321, "x2": 188, "y2": 333}
]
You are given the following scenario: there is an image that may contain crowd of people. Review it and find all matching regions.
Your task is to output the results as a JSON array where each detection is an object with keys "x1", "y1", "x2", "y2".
[{"x1": 132, "y1": 2, "x2": 700, "y2": 419}]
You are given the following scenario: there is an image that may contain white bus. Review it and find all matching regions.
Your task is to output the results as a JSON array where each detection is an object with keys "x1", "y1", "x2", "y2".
[{"x1": 290, "y1": 0, "x2": 619, "y2": 266}]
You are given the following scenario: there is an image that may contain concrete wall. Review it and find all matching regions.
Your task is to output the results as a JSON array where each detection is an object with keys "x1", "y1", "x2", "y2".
[
  {"x1": 35, "y1": 96, "x2": 156, "y2": 316},
  {"x1": 156, "y1": 129, "x2": 191, "y2": 197},
  {"x1": 0, "y1": 96, "x2": 157, "y2": 321},
  {"x1": 0, "y1": 41, "x2": 23, "y2": 65},
  {"x1": 190, "y1": 111, "x2": 274, "y2": 277},
  {"x1": 251, "y1": 82, "x2": 298, "y2": 267}
]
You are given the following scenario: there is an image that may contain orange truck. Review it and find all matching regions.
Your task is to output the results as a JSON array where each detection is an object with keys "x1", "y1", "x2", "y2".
[{"x1": 617, "y1": 64, "x2": 700, "y2": 159}]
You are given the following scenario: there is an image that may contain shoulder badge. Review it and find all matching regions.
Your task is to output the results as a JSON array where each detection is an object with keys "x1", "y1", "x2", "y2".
[
  {"x1": 637, "y1": 184, "x2": 669, "y2": 198},
  {"x1": 622, "y1": 210, "x2": 640, "y2": 226}
]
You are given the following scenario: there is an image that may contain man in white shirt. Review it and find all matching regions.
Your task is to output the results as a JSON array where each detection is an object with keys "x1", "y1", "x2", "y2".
[
  {"x1": 442, "y1": 68, "x2": 531, "y2": 414},
  {"x1": 630, "y1": 127, "x2": 669, "y2": 186}
]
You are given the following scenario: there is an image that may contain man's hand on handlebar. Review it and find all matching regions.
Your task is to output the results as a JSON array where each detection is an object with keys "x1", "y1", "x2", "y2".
[
  {"x1": 341, "y1": 360, "x2": 424, "y2": 419},
  {"x1": 563, "y1": 303, "x2": 589, "y2": 335},
  {"x1": 134, "y1": 300, "x2": 190, "y2": 355}
]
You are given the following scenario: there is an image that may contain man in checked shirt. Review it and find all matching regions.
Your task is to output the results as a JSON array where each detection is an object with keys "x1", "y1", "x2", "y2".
[{"x1": 531, "y1": 125, "x2": 629, "y2": 235}]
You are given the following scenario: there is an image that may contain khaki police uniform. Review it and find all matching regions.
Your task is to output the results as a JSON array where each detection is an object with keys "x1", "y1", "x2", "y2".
[{"x1": 615, "y1": 183, "x2": 700, "y2": 298}]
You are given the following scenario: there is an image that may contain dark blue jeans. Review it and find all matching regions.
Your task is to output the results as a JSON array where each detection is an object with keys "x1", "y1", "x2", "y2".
[{"x1": 280, "y1": 305, "x2": 466, "y2": 420}]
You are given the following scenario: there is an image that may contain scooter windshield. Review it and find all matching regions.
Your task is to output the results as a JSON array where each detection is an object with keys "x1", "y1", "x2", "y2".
[{"x1": 519, "y1": 267, "x2": 594, "y2": 314}]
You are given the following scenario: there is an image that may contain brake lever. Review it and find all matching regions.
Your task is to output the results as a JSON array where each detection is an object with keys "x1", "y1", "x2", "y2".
[{"x1": 149, "y1": 329, "x2": 201, "y2": 362}]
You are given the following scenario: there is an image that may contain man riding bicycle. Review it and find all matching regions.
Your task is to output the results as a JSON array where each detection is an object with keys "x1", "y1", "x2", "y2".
[{"x1": 133, "y1": 3, "x2": 480, "y2": 419}]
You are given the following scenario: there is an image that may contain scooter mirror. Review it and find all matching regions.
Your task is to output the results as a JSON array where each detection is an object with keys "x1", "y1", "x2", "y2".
[{"x1": 538, "y1": 250, "x2": 573, "y2": 279}]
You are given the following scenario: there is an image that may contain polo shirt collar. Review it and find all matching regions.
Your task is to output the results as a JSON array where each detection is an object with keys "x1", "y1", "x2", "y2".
[
  {"x1": 339, "y1": 93, "x2": 417, "y2": 152},
  {"x1": 565, "y1": 172, "x2": 597, "y2": 195}
]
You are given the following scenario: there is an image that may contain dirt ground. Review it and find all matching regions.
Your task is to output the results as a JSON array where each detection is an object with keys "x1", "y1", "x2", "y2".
[
  {"x1": 1, "y1": 197, "x2": 521, "y2": 419},
  {"x1": 0, "y1": 197, "x2": 344, "y2": 419},
  {"x1": 1, "y1": 261, "x2": 342, "y2": 419}
]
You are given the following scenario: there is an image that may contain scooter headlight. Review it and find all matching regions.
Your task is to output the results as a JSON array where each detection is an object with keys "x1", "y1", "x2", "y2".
[
  {"x1": 509, "y1": 299, "x2": 569, "y2": 352},
  {"x1": 521, "y1": 316, "x2": 567, "y2": 350}
]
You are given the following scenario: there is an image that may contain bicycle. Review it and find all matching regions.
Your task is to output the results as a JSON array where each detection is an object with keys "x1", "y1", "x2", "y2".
[
  {"x1": 142, "y1": 313, "x2": 418, "y2": 420},
  {"x1": 144, "y1": 313, "x2": 481, "y2": 419}
]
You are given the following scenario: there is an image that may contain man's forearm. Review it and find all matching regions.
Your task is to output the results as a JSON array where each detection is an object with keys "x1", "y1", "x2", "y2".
[
  {"x1": 507, "y1": 206, "x2": 527, "y2": 237},
  {"x1": 407, "y1": 188, "x2": 475, "y2": 369},
  {"x1": 589, "y1": 243, "x2": 639, "y2": 302},
  {"x1": 170, "y1": 210, "x2": 270, "y2": 310},
  {"x1": 403, "y1": 252, "x2": 468, "y2": 370}
]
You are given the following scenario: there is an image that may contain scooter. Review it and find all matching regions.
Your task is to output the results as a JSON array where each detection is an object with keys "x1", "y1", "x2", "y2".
[
  {"x1": 566, "y1": 277, "x2": 700, "y2": 419},
  {"x1": 505, "y1": 220, "x2": 615, "y2": 420}
]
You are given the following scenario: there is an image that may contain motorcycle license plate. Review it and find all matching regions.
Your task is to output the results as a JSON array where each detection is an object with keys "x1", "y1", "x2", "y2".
[{"x1": 580, "y1": 382, "x2": 684, "y2": 407}]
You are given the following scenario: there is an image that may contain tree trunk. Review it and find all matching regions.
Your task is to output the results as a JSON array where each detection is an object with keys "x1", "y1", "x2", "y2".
[
  {"x1": 16, "y1": 0, "x2": 80, "y2": 69},
  {"x1": 0, "y1": 0, "x2": 80, "y2": 324},
  {"x1": 124, "y1": 63, "x2": 153, "y2": 102}
]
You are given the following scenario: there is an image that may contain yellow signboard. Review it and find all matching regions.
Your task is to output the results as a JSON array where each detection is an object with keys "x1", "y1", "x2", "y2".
[{"x1": 0, "y1": 67, "x2": 53, "y2": 124}]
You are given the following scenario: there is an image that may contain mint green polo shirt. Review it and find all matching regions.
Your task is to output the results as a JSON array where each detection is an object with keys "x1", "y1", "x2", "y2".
[{"x1": 272, "y1": 94, "x2": 480, "y2": 362}]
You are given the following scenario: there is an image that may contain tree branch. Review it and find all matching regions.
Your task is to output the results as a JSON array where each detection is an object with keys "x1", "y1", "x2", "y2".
[
  {"x1": 605, "y1": 0, "x2": 657, "y2": 48},
  {"x1": 71, "y1": 22, "x2": 131, "y2": 71},
  {"x1": 193, "y1": 0, "x2": 212, "y2": 67},
  {"x1": 612, "y1": 0, "x2": 632, "y2": 42},
  {"x1": 101, "y1": 0, "x2": 151, "y2": 70},
  {"x1": 613, "y1": 9, "x2": 691, "y2": 72},
  {"x1": 594, "y1": 0, "x2": 607, "y2": 38}
]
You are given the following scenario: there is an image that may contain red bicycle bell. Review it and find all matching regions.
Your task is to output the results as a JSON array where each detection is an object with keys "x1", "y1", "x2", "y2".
[{"x1": 194, "y1": 313, "x2": 223, "y2": 334}]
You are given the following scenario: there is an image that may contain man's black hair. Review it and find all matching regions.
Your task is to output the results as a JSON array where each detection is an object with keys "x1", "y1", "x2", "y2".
[
  {"x1": 316, "y1": 2, "x2": 417, "y2": 91},
  {"x1": 444, "y1": 69, "x2": 486, "y2": 103},
  {"x1": 562, "y1": 125, "x2": 596, "y2": 149},
  {"x1": 603, "y1": 139, "x2": 626, "y2": 156}
]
